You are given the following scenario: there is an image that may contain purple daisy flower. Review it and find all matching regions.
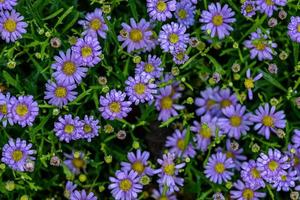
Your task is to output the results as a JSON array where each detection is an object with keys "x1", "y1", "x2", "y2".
[
  {"x1": 0, "y1": 0, "x2": 17, "y2": 10},
  {"x1": 175, "y1": 0, "x2": 196, "y2": 27},
  {"x1": 109, "y1": 170, "x2": 143, "y2": 200},
  {"x1": 52, "y1": 49, "x2": 88, "y2": 85},
  {"x1": 1, "y1": 138, "x2": 36, "y2": 172},
  {"x1": 199, "y1": 3, "x2": 236, "y2": 39},
  {"x1": 72, "y1": 35, "x2": 101, "y2": 67},
  {"x1": 64, "y1": 181, "x2": 77, "y2": 199},
  {"x1": 195, "y1": 87, "x2": 220, "y2": 116},
  {"x1": 287, "y1": 145, "x2": 300, "y2": 173},
  {"x1": 54, "y1": 114, "x2": 83, "y2": 143},
  {"x1": 244, "y1": 29, "x2": 277, "y2": 61},
  {"x1": 44, "y1": 81, "x2": 78, "y2": 108},
  {"x1": 256, "y1": 148, "x2": 291, "y2": 183},
  {"x1": 0, "y1": 92, "x2": 10, "y2": 127},
  {"x1": 7, "y1": 95, "x2": 39, "y2": 127},
  {"x1": 244, "y1": 69, "x2": 263, "y2": 100},
  {"x1": 241, "y1": 160, "x2": 266, "y2": 189},
  {"x1": 256, "y1": 0, "x2": 287, "y2": 17},
  {"x1": 241, "y1": 0, "x2": 257, "y2": 18},
  {"x1": 216, "y1": 88, "x2": 238, "y2": 111},
  {"x1": 165, "y1": 129, "x2": 196, "y2": 158},
  {"x1": 172, "y1": 48, "x2": 189, "y2": 65},
  {"x1": 250, "y1": 103, "x2": 286, "y2": 139},
  {"x1": 158, "y1": 22, "x2": 189, "y2": 53},
  {"x1": 135, "y1": 55, "x2": 163, "y2": 78},
  {"x1": 151, "y1": 188, "x2": 177, "y2": 200},
  {"x1": 154, "y1": 153, "x2": 185, "y2": 193},
  {"x1": 288, "y1": 16, "x2": 300, "y2": 43},
  {"x1": 230, "y1": 180, "x2": 266, "y2": 200},
  {"x1": 121, "y1": 149, "x2": 154, "y2": 176},
  {"x1": 218, "y1": 104, "x2": 253, "y2": 140},
  {"x1": 99, "y1": 89, "x2": 132, "y2": 120},
  {"x1": 190, "y1": 114, "x2": 220, "y2": 152},
  {"x1": 118, "y1": 18, "x2": 153, "y2": 53},
  {"x1": 0, "y1": 9, "x2": 27, "y2": 43},
  {"x1": 271, "y1": 169, "x2": 297, "y2": 191},
  {"x1": 155, "y1": 85, "x2": 184, "y2": 121},
  {"x1": 146, "y1": 0, "x2": 176, "y2": 22},
  {"x1": 125, "y1": 73, "x2": 157, "y2": 105},
  {"x1": 78, "y1": 8, "x2": 108, "y2": 39},
  {"x1": 70, "y1": 190, "x2": 97, "y2": 200},
  {"x1": 64, "y1": 151, "x2": 86, "y2": 175},
  {"x1": 292, "y1": 129, "x2": 300, "y2": 148},
  {"x1": 204, "y1": 152, "x2": 235, "y2": 184},
  {"x1": 80, "y1": 115, "x2": 100, "y2": 142}
]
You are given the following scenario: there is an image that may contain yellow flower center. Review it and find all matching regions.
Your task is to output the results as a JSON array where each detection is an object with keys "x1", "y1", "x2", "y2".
[
  {"x1": 119, "y1": 179, "x2": 132, "y2": 191},
  {"x1": 64, "y1": 124, "x2": 75, "y2": 134},
  {"x1": 245, "y1": 5, "x2": 253, "y2": 13},
  {"x1": 226, "y1": 151, "x2": 235, "y2": 159},
  {"x1": 230, "y1": 115, "x2": 242, "y2": 127},
  {"x1": 160, "y1": 96, "x2": 173, "y2": 109},
  {"x1": 156, "y1": 1, "x2": 167, "y2": 12},
  {"x1": 253, "y1": 41, "x2": 266, "y2": 51},
  {"x1": 169, "y1": 33, "x2": 179, "y2": 44},
  {"x1": 62, "y1": 61, "x2": 76, "y2": 76},
  {"x1": 83, "y1": 124, "x2": 92, "y2": 133},
  {"x1": 177, "y1": 139, "x2": 185, "y2": 150},
  {"x1": 297, "y1": 24, "x2": 300, "y2": 33},
  {"x1": 15, "y1": 104, "x2": 28, "y2": 117},
  {"x1": 242, "y1": 188, "x2": 254, "y2": 200},
  {"x1": 0, "y1": 104, "x2": 7, "y2": 115},
  {"x1": 268, "y1": 160, "x2": 279, "y2": 171},
  {"x1": 132, "y1": 161, "x2": 145, "y2": 174},
  {"x1": 220, "y1": 99, "x2": 232, "y2": 108},
  {"x1": 12, "y1": 150, "x2": 23, "y2": 161},
  {"x1": 251, "y1": 168, "x2": 261, "y2": 178},
  {"x1": 176, "y1": 52, "x2": 185, "y2": 61},
  {"x1": 72, "y1": 158, "x2": 85, "y2": 169},
  {"x1": 262, "y1": 115, "x2": 274, "y2": 127},
  {"x1": 281, "y1": 175, "x2": 287, "y2": 181},
  {"x1": 144, "y1": 63, "x2": 154, "y2": 72},
  {"x1": 129, "y1": 29, "x2": 143, "y2": 42},
  {"x1": 206, "y1": 99, "x2": 216, "y2": 109},
  {"x1": 81, "y1": 46, "x2": 92, "y2": 58},
  {"x1": 265, "y1": 0, "x2": 274, "y2": 5},
  {"x1": 55, "y1": 87, "x2": 67, "y2": 98},
  {"x1": 294, "y1": 157, "x2": 299, "y2": 166},
  {"x1": 212, "y1": 15, "x2": 223, "y2": 26},
  {"x1": 89, "y1": 18, "x2": 102, "y2": 30},
  {"x1": 199, "y1": 124, "x2": 212, "y2": 138},
  {"x1": 244, "y1": 78, "x2": 254, "y2": 89},
  {"x1": 178, "y1": 9, "x2": 187, "y2": 19},
  {"x1": 134, "y1": 83, "x2": 146, "y2": 95},
  {"x1": 109, "y1": 102, "x2": 121, "y2": 113},
  {"x1": 163, "y1": 163, "x2": 175, "y2": 175},
  {"x1": 0, "y1": 0, "x2": 4, "y2": 3},
  {"x1": 4, "y1": 19, "x2": 17, "y2": 32},
  {"x1": 215, "y1": 162, "x2": 225, "y2": 173},
  {"x1": 159, "y1": 197, "x2": 168, "y2": 200}
]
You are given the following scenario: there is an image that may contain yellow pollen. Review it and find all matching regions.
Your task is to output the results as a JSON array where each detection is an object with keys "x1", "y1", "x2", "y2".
[
  {"x1": 265, "y1": 0, "x2": 274, "y2": 5},
  {"x1": 119, "y1": 179, "x2": 132, "y2": 191},
  {"x1": 177, "y1": 139, "x2": 185, "y2": 150},
  {"x1": 81, "y1": 46, "x2": 92, "y2": 58},
  {"x1": 245, "y1": 5, "x2": 253, "y2": 13},
  {"x1": 251, "y1": 168, "x2": 261, "y2": 178},
  {"x1": 83, "y1": 124, "x2": 92, "y2": 133},
  {"x1": 55, "y1": 87, "x2": 67, "y2": 98},
  {"x1": 144, "y1": 63, "x2": 154, "y2": 72},
  {"x1": 230, "y1": 115, "x2": 242, "y2": 127},
  {"x1": 215, "y1": 162, "x2": 225, "y2": 173},
  {"x1": 109, "y1": 102, "x2": 121, "y2": 113},
  {"x1": 164, "y1": 163, "x2": 175, "y2": 175},
  {"x1": 212, "y1": 15, "x2": 223, "y2": 26},
  {"x1": 15, "y1": 104, "x2": 28, "y2": 117},
  {"x1": 281, "y1": 175, "x2": 287, "y2": 181},
  {"x1": 169, "y1": 33, "x2": 179, "y2": 44},
  {"x1": 0, "y1": 104, "x2": 7, "y2": 115},
  {"x1": 176, "y1": 52, "x2": 185, "y2": 61},
  {"x1": 0, "y1": 0, "x2": 4, "y2": 3},
  {"x1": 254, "y1": 41, "x2": 266, "y2": 51},
  {"x1": 72, "y1": 158, "x2": 85, "y2": 169},
  {"x1": 262, "y1": 115, "x2": 274, "y2": 127},
  {"x1": 160, "y1": 96, "x2": 173, "y2": 109},
  {"x1": 62, "y1": 61, "x2": 76, "y2": 75},
  {"x1": 134, "y1": 83, "x2": 146, "y2": 95},
  {"x1": 294, "y1": 157, "x2": 299, "y2": 166},
  {"x1": 268, "y1": 160, "x2": 279, "y2": 171},
  {"x1": 4, "y1": 19, "x2": 17, "y2": 32},
  {"x1": 220, "y1": 99, "x2": 232, "y2": 108},
  {"x1": 206, "y1": 99, "x2": 216, "y2": 109},
  {"x1": 226, "y1": 151, "x2": 235, "y2": 159},
  {"x1": 242, "y1": 188, "x2": 254, "y2": 200},
  {"x1": 244, "y1": 78, "x2": 254, "y2": 89},
  {"x1": 12, "y1": 150, "x2": 23, "y2": 161},
  {"x1": 89, "y1": 18, "x2": 102, "y2": 30},
  {"x1": 132, "y1": 161, "x2": 145, "y2": 174},
  {"x1": 178, "y1": 9, "x2": 187, "y2": 19},
  {"x1": 64, "y1": 124, "x2": 75, "y2": 134},
  {"x1": 199, "y1": 124, "x2": 212, "y2": 138},
  {"x1": 297, "y1": 24, "x2": 300, "y2": 33},
  {"x1": 129, "y1": 29, "x2": 143, "y2": 42},
  {"x1": 159, "y1": 197, "x2": 168, "y2": 200},
  {"x1": 156, "y1": 1, "x2": 167, "y2": 12}
]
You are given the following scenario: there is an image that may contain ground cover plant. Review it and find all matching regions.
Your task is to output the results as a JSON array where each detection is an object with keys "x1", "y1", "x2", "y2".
[{"x1": 0, "y1": 0, "x2": 300, "y2": 199}]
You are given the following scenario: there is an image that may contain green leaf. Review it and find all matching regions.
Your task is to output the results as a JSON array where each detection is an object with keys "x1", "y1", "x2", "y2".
[
  {"x1": 259, "y1": 70, "x2": 287, "y2": 92},
  {"x1": 54, "y1": 6, "x2": 74, "y2": 28},
  {"x1": 128, "y1": 0, "x2": 138, "y2": 20},
  {"x1": 43, "y1": 8, "x2": 64, "y2": 20},
  {"x1": 2, "y1": 70, "x2": 22, "y2": 91}
]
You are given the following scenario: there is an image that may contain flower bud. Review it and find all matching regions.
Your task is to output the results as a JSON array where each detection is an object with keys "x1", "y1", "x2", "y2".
[
  {"x1": 50, "y1": 156, "x2": 61, "y2": 167},
  {"x1": 50, "y1": 37, "x2": 61, "y2": 48},
  {"x1": 104, "y1": 124, "x2": 114, "y2": 134},
  {"x1": 79, "y1": 174, "x2": 87, "y2": 182},
  {"x1": 104, "y1": 155, "x2": 113, "y2": 164},
  {"x1": 5, "y1": 181, "x2": 15, "y2": 191},
  {"x1": 117, "y1": 130, "x2": 126, "y2": 140}
]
